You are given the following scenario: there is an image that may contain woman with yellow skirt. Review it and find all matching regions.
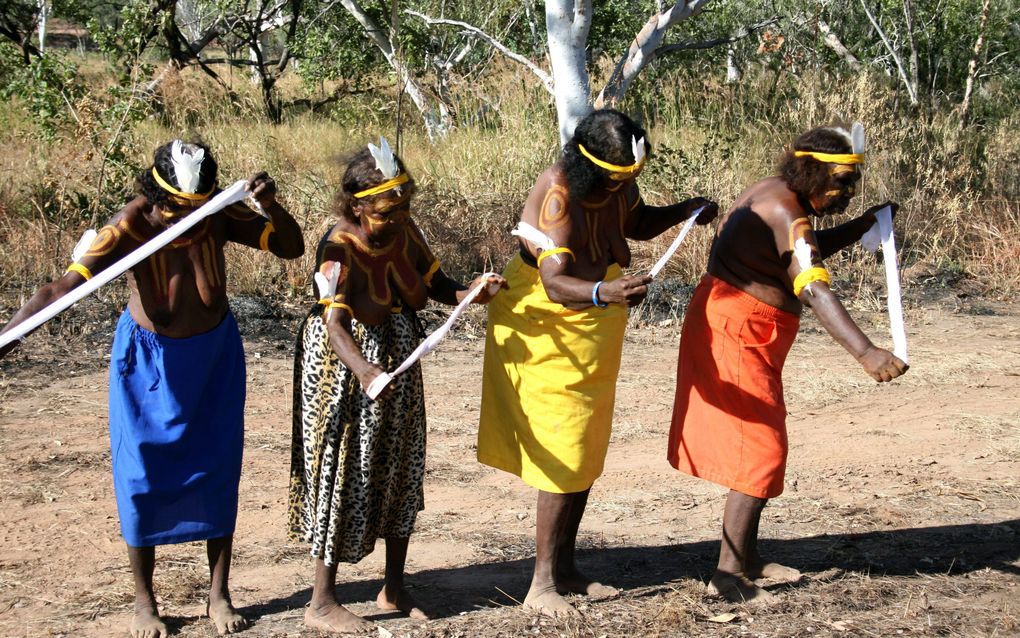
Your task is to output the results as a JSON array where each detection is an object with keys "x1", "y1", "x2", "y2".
[{"x1": 477, "y1": 109, "x2": 718, "y2": 616}]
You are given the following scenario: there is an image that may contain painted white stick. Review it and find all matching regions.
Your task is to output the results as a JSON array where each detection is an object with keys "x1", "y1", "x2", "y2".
[
  {"x1": 648, "y1": 206, "x2": 706, "y2": 278},
  {"x1": 0, "y1": 180, "x2": 250, "y2": 349},
  {"x1": 861, "y1": 205, "x2": 908, "y2": 363},
  {"x1": 365, "y1": 272, "x2": 498, "y2": 399}
]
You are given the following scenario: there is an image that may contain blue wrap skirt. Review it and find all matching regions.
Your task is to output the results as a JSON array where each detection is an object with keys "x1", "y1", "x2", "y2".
[{"x1": 108, "y1": 310, "x2": 246, "y2": 547}]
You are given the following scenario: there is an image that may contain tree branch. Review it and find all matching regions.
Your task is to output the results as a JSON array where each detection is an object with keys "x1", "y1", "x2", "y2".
[
  {"x1": 653, "y1": 16, "x2": 778, "y2": 58},
  {"x1": 405, "y1": 9, "x2": 554, "y2": 95},
  {"x1": 859, "y1": 0, "x2": 918, "y2": 105},
  {"x1": 595, "y1": 0, "x2": 714, "y2": 109}
]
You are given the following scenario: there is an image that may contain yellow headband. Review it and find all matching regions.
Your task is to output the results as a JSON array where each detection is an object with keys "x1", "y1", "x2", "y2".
[
  {"x1": 353, "y1": 173, "x2": 409, "y2": 199},
  {"x1": 577, "y1": 144, "x2": 646, "y2": 180},
  {"x1": 793, "y1": 151, "x2": 864, "y2": 165},
  {"x1": 151, "y1": 167, "x2": 215, "y2": 205}
]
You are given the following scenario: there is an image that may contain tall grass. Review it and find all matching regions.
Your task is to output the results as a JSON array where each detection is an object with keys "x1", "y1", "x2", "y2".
[{"x1": 1, "y1": 55, "x2": 1017, "y2": 309}]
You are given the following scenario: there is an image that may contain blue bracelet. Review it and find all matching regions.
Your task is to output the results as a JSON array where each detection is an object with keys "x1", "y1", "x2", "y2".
[{"x1": 592, "y1": 280, "x2": 608, "y2": 308}]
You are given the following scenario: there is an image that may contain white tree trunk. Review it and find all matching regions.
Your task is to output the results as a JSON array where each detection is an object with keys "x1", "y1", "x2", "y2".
[
  {"x1": 340, "y1": 0, "x2": 451, "y2": 138},
  {"x1": 725, "y1": 46, "x2": 740, "y2": 83},
  {"x1": 546, "y1": 0, "x2": 593, "y2": 145},
  {"x1": 37, "y1": 0, "x2": 49, "y2": 54},
  {"x1": 595, "y1": 0, "x2": 713, "y2": 109},
  {"x1": 960, "y1": 0, "x2": 991, "y2": 126}
]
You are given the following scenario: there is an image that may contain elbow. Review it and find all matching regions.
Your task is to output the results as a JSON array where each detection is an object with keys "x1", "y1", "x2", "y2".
[{"x1": 276, "y1": 237, "x2": 305, "y2": 260}]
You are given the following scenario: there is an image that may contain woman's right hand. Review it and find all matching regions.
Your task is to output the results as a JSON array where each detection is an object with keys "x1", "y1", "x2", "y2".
[
  {"x1": 597, "y1": 274, "x2": 653, "y2": 307},
  {"x1": 357, "y1": 364, "x2": 391, "y2": 399},
  {"x1": 857, "y1": 345, "x2": 908, "y2": 382}
]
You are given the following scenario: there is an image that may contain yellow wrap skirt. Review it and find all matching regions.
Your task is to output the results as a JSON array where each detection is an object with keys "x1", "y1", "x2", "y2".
[{"x1": 477, "y1": 254, "x2": 628, "y2": 493}]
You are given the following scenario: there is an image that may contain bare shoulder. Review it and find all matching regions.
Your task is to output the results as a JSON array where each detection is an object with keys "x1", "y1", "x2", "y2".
[{"x1": 743, "y1": 177, "x2": 807, "y2": 227}]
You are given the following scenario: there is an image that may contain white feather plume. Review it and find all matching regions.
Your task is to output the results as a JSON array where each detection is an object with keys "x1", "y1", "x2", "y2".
[
  {"x1": 511, "y1": 221, "x2": 564, "y2": 264},
  {"x1": 830, "y1": 126, "x2": 852, "y2": 148},
  {"x1": 170, "y1": 140, "x2": 205, "y2": 194},
  {"x1": 793, "y1": 237, "x2": 815, "y2": 270},
  {"x1": 71, "y1": 229, "x2": 97, "y2": 263},
  {"x1": 631, "y1": 136, "x2": 646, "y2": 164},
  {"x1": 851, "y1": 122, "x2": 866, "y2": 154},
  {"x1": 314, "y1": 262, "x2": 342, "y2": 298},
  {"x1": 367, "y1": 136, "x2": 399, "y2": 179}
]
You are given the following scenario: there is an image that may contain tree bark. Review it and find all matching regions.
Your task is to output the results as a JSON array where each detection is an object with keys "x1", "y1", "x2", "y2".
[
  {"x1": 546, "y1": 0, "x2": 593, "y2": 145},
  {"x1": 340, "y1": 0, "x2": 451, "y2": 138},
  {"x1": 959, "y1": 0, "x2": 991, "y2": 126},
  {"x1": 859, "y1": 0, "x2": 918, "y2": 105},
  {"x1": 595, "y1": 0, "x2": 713, "y2": 110},
  {"x1": 816, "y1": 18, "x2": 861, "y2": 71}
]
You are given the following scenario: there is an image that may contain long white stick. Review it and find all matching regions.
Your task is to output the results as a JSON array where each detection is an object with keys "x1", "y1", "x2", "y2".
[
  {"x1": 365, "y1": 272, "x2": 497, "y2": 399},
  {"x1": 861, "y1": 205, "x2": 908, "y2": 363},
  {"x1": 648, "y1": 205, "x2": 705, "y2": 278},
  {"x1": 0, "y1": 180, "x2": 250, "y2": 349},
  {"x1": 877, "y1": 207, "x2": 908, "y2": 363}
]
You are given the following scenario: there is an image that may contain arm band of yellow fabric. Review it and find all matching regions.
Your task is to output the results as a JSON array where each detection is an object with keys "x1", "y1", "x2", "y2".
[
  {"x1": 536, "y1": 247, "x2": 575, "y2": 268},
  {"x1": 793, "y1": 151, "x2": 864, "y2": 165},
  {"x1": 66, "y1": 263, "x2": 93, "y2": 281},
  {"x1": 793, "y1": 266, "x2": 832, "y2": 296},
  {"x1": 259, "y1": 223, "x2": 275, "y2": 251},
  {"x1": 423, "y1": 259, "x2": 441, "y2": 287},
  {"x1": 327, "y1": 302, "x2": 354, "y2": 316}
]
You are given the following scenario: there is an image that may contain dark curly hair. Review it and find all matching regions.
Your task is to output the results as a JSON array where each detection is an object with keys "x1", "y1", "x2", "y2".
[
  {"x1": 135, "y1": 140, "x2": 218, "y2": 207},
  {"x1": 331, "y1": 147, "x2": 414, "y2": 223},
  {"x1": 561, "y1": 109, "x2": 651, "y2": 202},
  {"x1": 777, "y1": 127, "x2": 853, "y2": 199}
]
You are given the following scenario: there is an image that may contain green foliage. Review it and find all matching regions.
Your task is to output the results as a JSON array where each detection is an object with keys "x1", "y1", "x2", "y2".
[{"x1": 0, "y1": 42, "x2": 84, "y2": 137}]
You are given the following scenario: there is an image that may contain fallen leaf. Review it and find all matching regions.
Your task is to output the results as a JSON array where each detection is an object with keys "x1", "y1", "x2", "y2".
[{"x1": 708, "y1": 613, "x2": 737, "y2": 623}]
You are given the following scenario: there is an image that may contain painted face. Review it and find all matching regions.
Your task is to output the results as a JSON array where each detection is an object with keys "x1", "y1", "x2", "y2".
[
  {"x1": 358, "y1": 192, "x2": 411, "y2": 237},
  {"x1": 817, "y1": 165, "x2": 861, "y2": 214}
]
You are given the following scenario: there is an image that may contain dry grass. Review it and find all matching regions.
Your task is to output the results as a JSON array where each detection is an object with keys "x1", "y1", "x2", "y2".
[{"x1": 1, "y1": 56, "x2": 1018, "y2": 309}]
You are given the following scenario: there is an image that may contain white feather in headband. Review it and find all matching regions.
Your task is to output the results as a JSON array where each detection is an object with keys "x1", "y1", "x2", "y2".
[
  {"x1": 170, "y1": 140, "x2": 205, "y2": 194},
  {"x1": 367, "y1": 137, "x2": 400, "y2": 179}
]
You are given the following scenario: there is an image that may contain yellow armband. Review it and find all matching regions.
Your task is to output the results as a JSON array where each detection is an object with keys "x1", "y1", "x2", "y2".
[
  {"x1": 793, "y1": 266, "x2": 831, "y2": 296},
  {"x1": 536, "y1": 247, "x2": 575, "y2": 268},
  {"x1": 328, "y1": 302, "x2": 353, "y2": 316},
  {"x1": 259, "y1": 223, "x2": 275, "y2": 251},
  {"x1": 66, "y1": 263, "x2": 93, "y2": 281},
  {"x1": 422, "y1": 259, "x2": 441, "y2": 288}
]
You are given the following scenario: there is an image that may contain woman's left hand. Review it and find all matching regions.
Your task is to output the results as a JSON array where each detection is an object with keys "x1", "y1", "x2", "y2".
[{"x1": 470, "y1": 274, "x2": 508, "y2": 304}]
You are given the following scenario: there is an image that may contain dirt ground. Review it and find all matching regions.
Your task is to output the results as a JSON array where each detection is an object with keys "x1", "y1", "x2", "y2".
[{"x1": 0, "y1": 295, "x2": 1017, "y2": 638}]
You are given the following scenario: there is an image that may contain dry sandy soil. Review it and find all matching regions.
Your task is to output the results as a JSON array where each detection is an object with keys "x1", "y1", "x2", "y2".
[{"x1": 0, "y1": 295, "x2": 1017, "y2": 638}]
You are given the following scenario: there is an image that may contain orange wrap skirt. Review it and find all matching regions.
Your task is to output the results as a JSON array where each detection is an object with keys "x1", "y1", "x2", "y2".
[{"x1": 668, "y1": 274, "x2": 800, "y2": 499}]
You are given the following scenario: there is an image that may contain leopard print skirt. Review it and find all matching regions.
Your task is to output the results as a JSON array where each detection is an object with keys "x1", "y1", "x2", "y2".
[{"x1": 288, "y1": 307, "x2": 427, "y2": 565}]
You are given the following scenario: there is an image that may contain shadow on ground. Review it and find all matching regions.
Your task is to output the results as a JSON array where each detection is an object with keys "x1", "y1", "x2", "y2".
[{"x1": 239, "y1": 518, "x2": 1019, "y2": 623}]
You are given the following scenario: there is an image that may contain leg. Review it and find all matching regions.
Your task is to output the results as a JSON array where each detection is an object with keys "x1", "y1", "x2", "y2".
[
  {"x1": 707, "y1": 490, "x2": 774, "y2": 604},
  {"x1": 127, "y1": 545, "x2": 168, "y2": 638},
  {"x1": 205, "y1": 535, "x2": 247, "y2": 635},
  {"x1": 376, "y1": 537, "x2": 429, "y2": 619},
  {"x1": 524, "y1": 490, "x2": 582, "y2": 617},
  {"x1": 304, "y1": 558, "x2": 372, "y2": 634},
  {"x1": 554, "y1": 489, "x2": 618, "y2": 598},
  {"x1": 744, "y1": 505, "x2": 802, "y2": 583}
]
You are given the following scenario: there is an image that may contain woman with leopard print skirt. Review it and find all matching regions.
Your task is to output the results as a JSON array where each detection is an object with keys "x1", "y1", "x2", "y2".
[{"x1": 288, "y1": 140, "x2": 506, "y2": 634}]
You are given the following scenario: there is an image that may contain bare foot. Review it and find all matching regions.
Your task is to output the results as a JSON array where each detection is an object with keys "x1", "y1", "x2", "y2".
[
  {"x1": 523, "y1": 585, "x2": 581, "y2": 618},
  {"x1": 706, "y1": 572, "x2": 776, "y2": 605},
  {"x1": 304, "y1": 600, "x2": 372, "y2": 634},
  {"x1": 555, "y1": 569, "x2": 620, "y2": 599},
  {"x1": 131, "y1": 601, "x2": 168, "y2": 638},
  {"x1": 377, "y1": 586, "x2": 430, "y2": 620},
  {"x1": 207, "y1": 597, "x2": 248, "y2": 635},
  {"x1": 748, "y1": 562, "x2": 802, "y2": 584}
]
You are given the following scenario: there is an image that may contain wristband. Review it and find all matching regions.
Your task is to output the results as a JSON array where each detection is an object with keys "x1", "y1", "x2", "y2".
[{"x1": 592, "y1": 280, "x2": 608, "y2": 308}]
